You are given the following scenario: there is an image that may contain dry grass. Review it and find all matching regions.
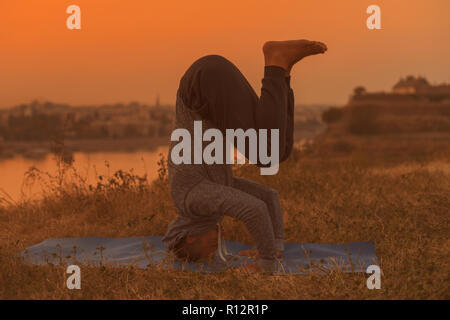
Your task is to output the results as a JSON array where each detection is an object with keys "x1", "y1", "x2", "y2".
[{"x1": 0, "y1": 132, "x2": 449, "y2": 299}]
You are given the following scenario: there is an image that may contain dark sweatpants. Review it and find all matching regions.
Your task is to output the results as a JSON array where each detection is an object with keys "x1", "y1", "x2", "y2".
[
  {"x1": 163, "y1": 55, "x2": 294, "y2": 271},
  {"x1": 178, "y1": 55, "x2": 294, "y2": 161}
]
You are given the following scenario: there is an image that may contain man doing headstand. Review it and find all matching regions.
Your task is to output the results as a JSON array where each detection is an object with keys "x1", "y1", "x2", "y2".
[{"x1": 162, "y1": 39, "x2": 327, "y2": 273}]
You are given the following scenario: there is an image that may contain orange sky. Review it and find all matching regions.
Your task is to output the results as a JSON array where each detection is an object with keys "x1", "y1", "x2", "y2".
[{"x1": 1, "y1": 0, "x2": 449, "y2": 108}]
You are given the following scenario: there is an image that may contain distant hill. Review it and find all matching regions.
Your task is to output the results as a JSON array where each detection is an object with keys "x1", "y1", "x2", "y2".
[
  {"x1": 309, "y1": 77, "x2": 450, "y2": 165},
  {"x1": 350, "y1": 75, "x2": 450, "y2": 106}
]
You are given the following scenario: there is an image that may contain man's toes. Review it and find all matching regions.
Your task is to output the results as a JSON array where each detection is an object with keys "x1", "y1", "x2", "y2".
[
  {"x1": 316, "y1": 42, "x2": 327, "y2": 51},
  {"x1": 310, "y1": 42, "x2": 327, "y2": 53},
  {"x1": 310, "y1": 46, "x2": 325, "y2": 54}
]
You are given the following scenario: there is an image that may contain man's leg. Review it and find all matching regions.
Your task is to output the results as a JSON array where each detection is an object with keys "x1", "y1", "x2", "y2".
[
  {"x1": 232, "y1": 176, "x2": 284, "y2": 252},
  {"x1": 178, "y1": 40, "x2": 326, "y2": 161},
  {"x1": 184, "y1": 178, "x2": 278, "y2": 270},
  {"x1": 178, "y1": 55, "x2": 290, "y2": 160}
]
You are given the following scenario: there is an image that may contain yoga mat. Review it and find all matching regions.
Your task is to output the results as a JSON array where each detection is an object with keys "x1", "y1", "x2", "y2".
[{"x1": 20, "y1": 236, "x2": 378, "y2": 274}]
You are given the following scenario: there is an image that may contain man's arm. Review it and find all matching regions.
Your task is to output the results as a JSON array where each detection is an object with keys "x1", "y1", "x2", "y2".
[
  {"x1": 279, "y1": 78, "x2": 294, "y2": 163},
  {"x1": 253, "y1": 75, "x2": 294, "y2": 167}
]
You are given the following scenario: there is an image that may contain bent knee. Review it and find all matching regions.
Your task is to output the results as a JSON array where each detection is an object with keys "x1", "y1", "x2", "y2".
[{"x1": 243, "y1": 198, "x2": 270, "y2": 218}]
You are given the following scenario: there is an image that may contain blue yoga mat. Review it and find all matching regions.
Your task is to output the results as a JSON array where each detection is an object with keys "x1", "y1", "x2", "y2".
[{"x1": 21, "y1": 236, "x2": 378, "y2": 274}]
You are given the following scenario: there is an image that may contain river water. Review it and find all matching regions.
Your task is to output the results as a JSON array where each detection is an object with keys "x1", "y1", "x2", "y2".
[{"x1": 0, "y1": 146, "x2": 169, "y2": 202}]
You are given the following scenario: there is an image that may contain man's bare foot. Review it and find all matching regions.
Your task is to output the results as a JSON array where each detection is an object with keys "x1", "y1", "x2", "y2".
[{"x1": 263, "y1": 39, "x2": 327, "y2": 75}]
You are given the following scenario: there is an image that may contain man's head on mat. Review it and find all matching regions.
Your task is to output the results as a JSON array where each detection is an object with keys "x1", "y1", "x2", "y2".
[{"x1": 174, "y1": 227, "x2": 219, "y2": 261}]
